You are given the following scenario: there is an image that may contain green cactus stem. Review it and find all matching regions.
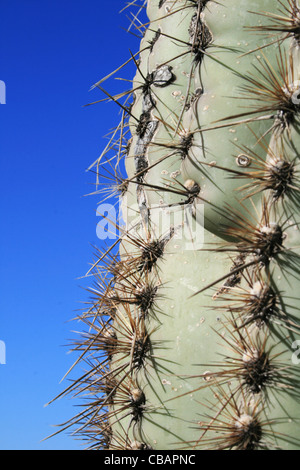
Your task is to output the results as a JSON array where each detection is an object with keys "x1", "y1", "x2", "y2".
[{"x1": 50, "y1": 0, "x2": 300, "y2": 450}]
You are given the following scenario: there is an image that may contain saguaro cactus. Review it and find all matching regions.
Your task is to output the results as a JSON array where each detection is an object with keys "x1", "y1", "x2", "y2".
[{"x1": 52, "y1": 0, "x2": 300, "y2": 450}]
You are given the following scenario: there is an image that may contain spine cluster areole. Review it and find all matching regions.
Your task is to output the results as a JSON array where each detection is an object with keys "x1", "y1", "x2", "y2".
[{"x1": 51, "y1": 0, "x2": 300, "y2": 450}]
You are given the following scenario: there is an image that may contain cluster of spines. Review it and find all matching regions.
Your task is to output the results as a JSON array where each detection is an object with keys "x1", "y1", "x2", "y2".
[
  {"x1": 50, "y1": 0, "x2": 300, "y2": 450},
  {"x1": 48, "y1": 230, "x2": 173, "y2": 448},
  {"x1": 181, "y1": 1, "x2": 300, "y2": 449},
  {"x1": 67, "y1": 0, "x2": 212, "y2": 448}
]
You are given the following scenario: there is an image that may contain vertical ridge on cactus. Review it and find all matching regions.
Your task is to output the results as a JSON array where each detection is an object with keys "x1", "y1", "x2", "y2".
[{"x1": 49, "y1": 0, "x2": 300, "y2": 450}]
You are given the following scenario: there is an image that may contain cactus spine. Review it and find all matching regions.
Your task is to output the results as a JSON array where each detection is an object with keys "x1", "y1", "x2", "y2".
[{"x1": 53, "y1": 0, "x2": 300, "y2": 450}]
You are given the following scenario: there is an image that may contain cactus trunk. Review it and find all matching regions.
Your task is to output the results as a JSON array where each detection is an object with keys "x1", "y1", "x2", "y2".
[{"x1": 53, "y1": 0, "x2": 300, "y2": 450}]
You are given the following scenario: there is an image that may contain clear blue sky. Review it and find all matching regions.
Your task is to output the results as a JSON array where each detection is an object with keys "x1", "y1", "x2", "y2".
[{"x1": 0, "y1": 0, "x2": 142, "y2": 450}]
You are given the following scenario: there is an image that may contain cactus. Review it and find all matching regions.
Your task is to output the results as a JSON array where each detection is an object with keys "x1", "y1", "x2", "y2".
[{"x1": 51, "y1": 0, "x2": 300, "y2": 450}]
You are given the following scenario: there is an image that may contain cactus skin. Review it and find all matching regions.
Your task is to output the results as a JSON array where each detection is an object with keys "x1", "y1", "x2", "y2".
[{"x1": 52, "y1": 0, "x2": 300, "y2": 450}]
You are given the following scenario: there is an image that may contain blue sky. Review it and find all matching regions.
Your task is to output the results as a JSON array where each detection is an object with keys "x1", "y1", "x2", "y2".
[{"x1": 0, "y1": 0, "x2": 142, "y2": 450}]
